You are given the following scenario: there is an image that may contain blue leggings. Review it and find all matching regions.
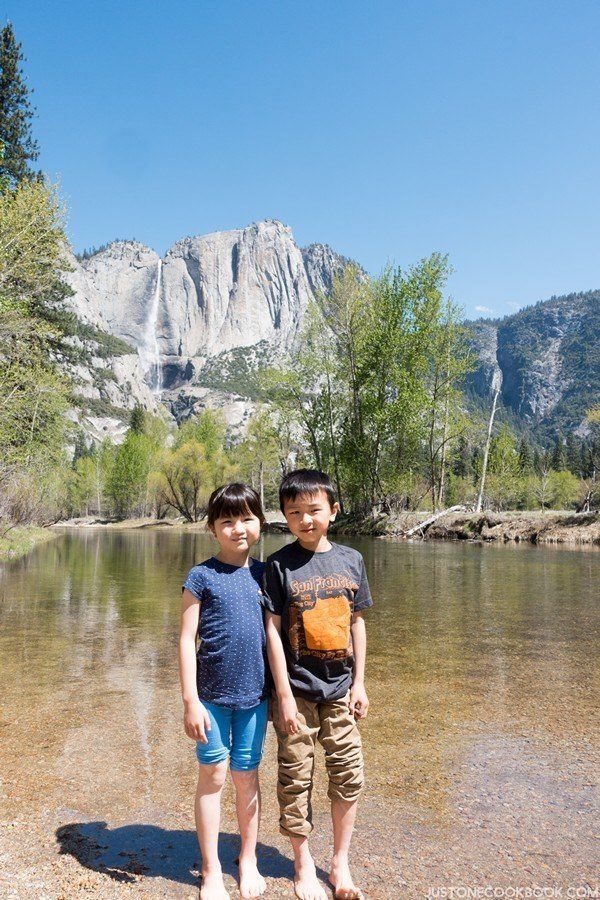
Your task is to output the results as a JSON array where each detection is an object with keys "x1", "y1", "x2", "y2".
[{"x1": 196, "y1": 698, "x2": 269, "y2": 771}]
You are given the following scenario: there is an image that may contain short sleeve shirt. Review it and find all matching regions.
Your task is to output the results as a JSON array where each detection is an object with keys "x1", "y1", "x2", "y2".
[
  {"x1": 263, "y1": 541, "x2": 373, "y2": 702},
  {"x1": 183, "y1": 556, "x2": 268, "y2": 709}
]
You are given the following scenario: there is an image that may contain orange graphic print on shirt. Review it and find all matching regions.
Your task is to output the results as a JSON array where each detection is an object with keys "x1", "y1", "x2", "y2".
[{"x1": 288, "y1": 573, "x2": 357, "y2": 661}]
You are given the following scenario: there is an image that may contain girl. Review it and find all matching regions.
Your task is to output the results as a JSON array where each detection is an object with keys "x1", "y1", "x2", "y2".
[{"x1": 179, "y1": 483, "x2": 269, "y2": 900}]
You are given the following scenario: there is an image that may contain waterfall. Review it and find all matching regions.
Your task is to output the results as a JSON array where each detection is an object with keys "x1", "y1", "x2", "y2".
[{"x1": 140, "y1": 259, "x2": 162, "y2": 394}]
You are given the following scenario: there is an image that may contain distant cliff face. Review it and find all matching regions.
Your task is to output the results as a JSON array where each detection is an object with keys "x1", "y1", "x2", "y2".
[
  {"x1": 64, "y1": 220, "x2": 348, "y2": 438},
  {"x1": 64, "y1": 220, "x2": 599, "y2": 443},
  {"x1": 466, "y1": 291, "x2": 600, "y2": 438},
  {"x1": 68, "y1": 221, "x2": 321, "y2": 357},
  {"x1": 301, "y1": 243, "x2": 362, "y2": 297},
  {"x1": 159, "y1": 220, "x2": 313, "y2": 357}
]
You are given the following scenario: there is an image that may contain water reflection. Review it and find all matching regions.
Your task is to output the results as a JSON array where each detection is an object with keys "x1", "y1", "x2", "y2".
[{"x1": 0, "y1": 531, "x2": 598, "y2": 827}]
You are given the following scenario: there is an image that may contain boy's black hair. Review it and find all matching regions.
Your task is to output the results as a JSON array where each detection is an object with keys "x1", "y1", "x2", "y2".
[
  {"x1": 207, "y1": 482, "x2": 266, "y2": 527},
  {"x1": 279, "y1": 469, "x2": 337, "y2": 513}
]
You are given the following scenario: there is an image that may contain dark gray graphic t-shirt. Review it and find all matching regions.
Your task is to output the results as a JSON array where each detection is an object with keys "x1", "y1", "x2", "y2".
[{"x1": 263, "y1": 540, "x2": 373, "y2": 702}]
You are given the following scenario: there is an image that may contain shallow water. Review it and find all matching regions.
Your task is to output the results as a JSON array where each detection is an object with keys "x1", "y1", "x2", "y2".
[{"x1": 0, "y1": 531, "x2": 598, "y2": 897}]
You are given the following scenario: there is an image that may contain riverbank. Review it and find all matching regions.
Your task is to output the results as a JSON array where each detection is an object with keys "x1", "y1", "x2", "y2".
[
  {"x1": 0, "y1": 525, "x2": 58, "y2": 562},
  {"x1": 53, "y1": 508, "x2": 600, "y2": 546},
  {"x1": 333, "y1": 508, "x2": 600, "y2": 545}
]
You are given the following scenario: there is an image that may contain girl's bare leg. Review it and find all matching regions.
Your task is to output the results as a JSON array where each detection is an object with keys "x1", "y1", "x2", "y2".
[
  {"x1": 195, "y1": 761, "x2": 230, "y2": 899},
  {"x1": 230, "y1": 767, "x2": 266, "y2": 898}
]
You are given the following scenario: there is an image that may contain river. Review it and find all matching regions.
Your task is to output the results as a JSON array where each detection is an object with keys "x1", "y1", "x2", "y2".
[{"x1": 0, "y1": 530, "x2": 598, "y2": 898}]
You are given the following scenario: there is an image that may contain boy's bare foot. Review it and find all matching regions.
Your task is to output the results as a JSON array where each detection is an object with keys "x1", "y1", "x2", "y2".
[
  {"x1": 199, "y1": 868, "x2": 230, "y2": 899},
  {"x1": 238, "y1": 854, "x2": 266, "y2": 898},
  {"x1": 329, "y1": 855, "x2": 364, "y2": 900},
  {"x1": 294, "y1": 855, "x2": 328, "y2": 900}
]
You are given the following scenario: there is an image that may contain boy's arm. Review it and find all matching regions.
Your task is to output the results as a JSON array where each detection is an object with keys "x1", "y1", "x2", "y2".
[
  {"x1": 179, "y1": 588, "x2": 212, "y2": 743},
  {"x1": 349, "y1": 611, "x2": 369, "y2": 719},
  {"x1": 265, "y1": 611, "x2": 300, "y2": 734}
]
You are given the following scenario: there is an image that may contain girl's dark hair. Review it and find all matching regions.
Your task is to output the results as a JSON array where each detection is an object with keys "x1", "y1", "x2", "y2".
[
  {"x1": 207, "y1": 483, "x2": 266, "y2": 527},
  {"x1": 279, "y1": 469, "x2": 337, "y2": 512}
]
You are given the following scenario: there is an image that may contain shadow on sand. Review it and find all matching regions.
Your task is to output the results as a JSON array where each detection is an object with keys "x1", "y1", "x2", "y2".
[{"x1": 56, "y1": 820, "x2": 328, "y2": 888}]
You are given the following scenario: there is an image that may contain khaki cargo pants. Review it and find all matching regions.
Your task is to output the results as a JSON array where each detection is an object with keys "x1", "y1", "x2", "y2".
[{"x1": 271, "y1": 690, "x2": 364, "y2": 838}]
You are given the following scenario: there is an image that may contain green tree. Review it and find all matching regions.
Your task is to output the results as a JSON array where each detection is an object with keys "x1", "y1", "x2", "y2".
[
  {"x1": 488, "y1": 423, "x2": 520, "y2": 479},
  {"x1": 518, "y1": 437, "x2": 534, "y2": 473},
  {"x1": 0, "y1": 175, "x2": 79, "y2": 361},
  {"x1": 130, "y1": 403, "x2": 146, "y2": 434},
  {"x1": 106, "y1": 431, "x2": 156, "y2": 518},
  {"x1": 152, "y1": 439, "x2": 236, "y2": 522},
  {"x1": 236, "y1": 406, "x2": 285, "y2": 509},
  {"x1": 551, "y1": 435, "x2": 566, "y2": 471},
  {"x1": 453, "y1": 436, "x2": 473, "y2": 478},
  {"x1": 565, "y1": 432, "x2": 580, "y2": 475},
  {"x1": 425, "y1": 297, "x2": 475, "y2": 508},
  {"x1": 175, "y1": 410, "x2": 227, "y2": 458},
  {"x1": 547, "y1": 470, "x2": 580, "y2": 510},
  {"x1": 0, "y1": 22, "x2": 39, "y2": 185}
]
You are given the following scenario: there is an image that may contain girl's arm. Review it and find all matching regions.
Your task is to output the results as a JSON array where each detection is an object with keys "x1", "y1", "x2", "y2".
[
  {"x1": 179, "y1": 588, "x2": 212, "y2": 743},
  {"x1": 349, "y1": 611, "x2": 369, "y2": 719},
  {"x1": 265, "y1": 611, "x2": 299, "y2": 734}
]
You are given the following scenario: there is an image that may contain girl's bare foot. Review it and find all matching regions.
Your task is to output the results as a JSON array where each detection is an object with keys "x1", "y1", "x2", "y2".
[
  {"x1": 294, "y1": 855, "x2": 328, "y2": 900},
  {"x1": 329, "y1": 855, "x2": 364, "y2": 900},
  {"x1": 238, "y1": 854, "x2": 266, "y2": 898},
  {"x1": 199, "y1": 868, "x2": 230, "y2": 900}
]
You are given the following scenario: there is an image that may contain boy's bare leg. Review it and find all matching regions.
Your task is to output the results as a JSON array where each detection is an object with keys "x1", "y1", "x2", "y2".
[
  {"x1": 329, "y1": 798, "x2": 363, "y2": 900},
  {"x1": 230, "y1": 768, "x2": 266, "y2": 898},
  {"x1": 289, "y1": 834, "x2": 328, "y2": 900},
  {"x1": 195, "y1": 761, "x2": 230, "y2": 899}
]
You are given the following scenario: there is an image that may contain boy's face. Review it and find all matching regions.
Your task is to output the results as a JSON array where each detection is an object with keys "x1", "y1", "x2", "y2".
[{"x1": 283, "y1": 489, "x2": 339, "y2": 548}]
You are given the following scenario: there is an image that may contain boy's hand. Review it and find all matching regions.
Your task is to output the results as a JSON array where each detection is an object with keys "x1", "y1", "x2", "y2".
[
  {"x1": 349, "y1": 682, "x2": 369, "y2": 719},
  {"x1": 183, "y1": 699, "x2": 212, "y2": 744},
  {"x1": 278, "y1": 693, "x2": 300, "y2": 734}
]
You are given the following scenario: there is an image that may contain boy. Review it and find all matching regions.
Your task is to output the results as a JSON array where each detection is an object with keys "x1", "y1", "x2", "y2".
[{"x1": 263, "y1": 469, "x2": 372, "y2": 900}]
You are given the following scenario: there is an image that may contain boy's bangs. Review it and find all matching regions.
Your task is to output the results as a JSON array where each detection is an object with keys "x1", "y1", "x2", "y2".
[{"x1": 279, "y1": 469, "x2": 337, "y2": 511}]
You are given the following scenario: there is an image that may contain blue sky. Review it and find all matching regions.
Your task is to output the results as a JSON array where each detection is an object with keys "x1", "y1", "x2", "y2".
[{"x1": 10, "y1": 0, "x2": 600, "y2": 318}]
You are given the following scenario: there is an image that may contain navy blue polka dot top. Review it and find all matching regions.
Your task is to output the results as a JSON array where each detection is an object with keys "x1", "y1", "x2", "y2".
[{"x1": 183, "y1": 556, "x2": 268, "y2": 709}]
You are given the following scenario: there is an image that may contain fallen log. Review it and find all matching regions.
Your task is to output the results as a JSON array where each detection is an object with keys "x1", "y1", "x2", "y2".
[{"x1": 402, "y1": 505, "x2": 467, "y2": 537}]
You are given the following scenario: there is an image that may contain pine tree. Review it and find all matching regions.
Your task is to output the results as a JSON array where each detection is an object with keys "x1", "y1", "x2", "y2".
[
  {"x1": 0, "y1": 22, "x2": 40, "y2": 185},
  {"x1": 72, "y1": 431, "x2": 89, "y2": 467},
  {"x1": 591, "y1": 439, "x2": 600, "y2": 482},
  {"x1": 565, "y1": 432, "x2": 580, "y2": 476},
  {"x1": 130, "y1": 403, "x2": 146, "y2": 434},
  {"x1": 518, "y1": 437, "x2": 534, "y2": 473},
  {"x1": 533, "y1": 447, "x2": 542, "y2": 475},
  {"x1": 551, "y1": 436, "x2": 566, "y2": 472},
  {"x1": 580, "y1": 443, "x2": 592, "y2": 479},
  {"x1": 540, "y1": 448, "x2": 552, "y2": 473},
  {"x1": 453, "y1": 436, "x2": 472, "y2": 477}
]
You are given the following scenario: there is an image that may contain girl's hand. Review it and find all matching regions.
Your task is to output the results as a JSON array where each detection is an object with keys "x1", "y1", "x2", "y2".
[
  {"x1": 349, "y1": 682, "x2": 369, "y2": 719},
  {"x1": 183, "y1": 699, "x2": 212, "y2": 744},
  {"x1": 278, "y1": 693, "x2": 300, "y2": 734}
]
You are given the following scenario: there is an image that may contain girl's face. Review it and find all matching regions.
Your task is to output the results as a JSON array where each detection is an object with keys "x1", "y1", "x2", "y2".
[{"x1": 210, "y1": 510, "x2": 261, "y2": 553}]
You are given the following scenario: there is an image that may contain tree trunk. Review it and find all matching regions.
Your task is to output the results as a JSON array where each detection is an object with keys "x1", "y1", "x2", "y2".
[
  {"x1": 258, "y1": 461, "x2": 264, "y2": 510},
  {"x1": 475, "y1": 388, "x2": 500, "y2": 513},
  {"x1": 325, "y1": 369, "x2": 344, "y2": 513},
  {"x1": 436, "y1": 388, "x2": 450, "y2": 508}
]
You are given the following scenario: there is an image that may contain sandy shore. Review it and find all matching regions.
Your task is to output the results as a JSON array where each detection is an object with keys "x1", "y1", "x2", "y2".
[{"x1": 1, "y1": 700, "x2": 597, "y2": 898}]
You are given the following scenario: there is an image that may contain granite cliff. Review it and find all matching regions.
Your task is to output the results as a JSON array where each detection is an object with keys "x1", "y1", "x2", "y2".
[
  {"x1": 65, "y1": 220, "x2": 347, "y2": 439},
  {"x1": 64, "y1": 219, "x2": 599, "y2": 444},
  {"x1": 465, "y1": 290, "x2": 599, "y2": 439}
]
